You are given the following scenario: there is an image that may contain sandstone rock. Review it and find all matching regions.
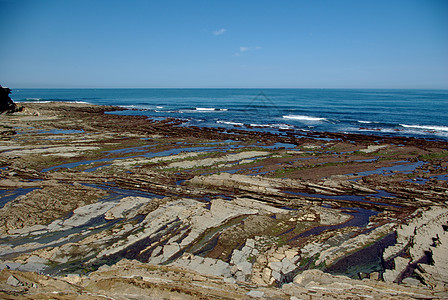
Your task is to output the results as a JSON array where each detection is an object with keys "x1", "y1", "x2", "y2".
[
  {"x1": 286, "y1": 269, "x2": 447, "y2": 299},
  {"x1": 162, "y1": 243, "x2": 180, "y2": 260},
  {"x1": 359, "y1": 144, "x2": 387, "y2": 153},
  {"x1": 61, "y1": 274, "x2": 82, "y2": 285},
  {"x1": 95, "y1": 198, "x2": 258, "y2": 264},
  {"x1": 188, "y1": 173, "x2": 304, "y2": 196},
  {"x1": 262, "y1": 268, "x2": 272, "y2": 283},
  {"x1": 383, "y1": 257, "x2": 410, "y2": 282},
  {"x1": 369, "y1": 271, "x2": 380, "y2": 280},
  {"x1": 272, "y1": 270, "x2": 281, "y2": 281},
  {"x1": 50, "y1": 201, "x2": 116, "y2": 231},
  {"x1": 382, "y1": 206, "x2": 448, "y2": 288},
  {"x1": 293, "y1": 269, "x2": 348, "y2": 287},
  {"x1": 111, "y1": 151, "x2": 208, "y2": 169},
  {"x1": 314, "y1": 223, "x2": 396, "y2": 267},
  {"x1": 246, "y1": 290, "x2": 265, "y2": 297},
  {"x1": 165, "y1": 150, "x2": 270, "y2": 170},
  {"x1": 2, "y1": 255, "x2": 447, "y2": 299},
  {"x1": 281, "y1": 257, "x2": 296, "y2": 274},
  {"x1": 402, "y1": 277, "x2": 422, "y2": 286},
  {"x1": 269, "y1": 261, "x2": 283, "y2": 273},
  {"x1": 5, "y1": 145, "x2": 100, "y2": 158},
  {"x1": 104, "y1": 196, "x2": 151, "y2": 220},
  {"x1": 310, "y1": 205, "x2": 350, "y2": 225},
  {"x1": 6, "y1": 275, "x2": 23, "y2": 287},
  {"x1": 238, "y1": 261, "x2": 252, "y2": 276},
  {"x1": 272, "y1": 252, "x2": 286, "y2": 261},
  {"x1": 284, "y1": 249, "x2": 298, "y2": 260},
  {"x1": 0, "y1": 184, "x2": 107, "y2": 235},
  {"x1": 245, "y1": 238, "x2": 255, "y2": 249}
]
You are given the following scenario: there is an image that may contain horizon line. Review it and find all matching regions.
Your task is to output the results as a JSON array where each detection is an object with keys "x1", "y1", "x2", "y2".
[{"x1": 7, "y1": 86, "x2": 448, "y2": 90}]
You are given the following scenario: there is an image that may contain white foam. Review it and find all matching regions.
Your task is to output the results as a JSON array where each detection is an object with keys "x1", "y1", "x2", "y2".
[
  {"x1": 400, "y1": 124, "x2": 448, "y2": 132},
  {"x1": 358, "y1": 120, "x2": 372, "y2": 124},
  {"x1": 247, "y1": 123, "x2": 295, "y2": 130},
  {"x1": 276, "y1": 124, "x2": 295, "y2": 130},
  {"x1": 283, "y1": 115, "x2": 327, "y2": 122},
  {"x1": 350, "y1": 125, "x2": 448, "y2": 138},
  {"x1": 195, "y1": 107, "x2": 227, "y2": 112},
  {"x1": 17, "y1": 100, "x2": 90, "y2": 104},
  {"x1": 217, "y1": 120, "x2": 244, "y2": 126},
  {"x1": 17, "y1": 99, "x2": 49, "y2": 103},
  {"x1": 250, "y1": 123, "x2": 271, "y2": 127}
]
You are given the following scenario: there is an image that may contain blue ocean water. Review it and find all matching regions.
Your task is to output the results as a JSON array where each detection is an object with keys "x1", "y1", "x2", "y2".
[{"x1": 12, "y1": 89, "x2": 448, "y2": 141}]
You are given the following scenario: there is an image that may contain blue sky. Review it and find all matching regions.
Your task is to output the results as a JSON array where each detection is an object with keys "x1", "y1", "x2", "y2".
[{"x1": 1, "y1": 0, "x2": 447, "y2": 88}]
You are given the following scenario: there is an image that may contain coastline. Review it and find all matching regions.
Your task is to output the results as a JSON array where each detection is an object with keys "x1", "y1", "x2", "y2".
[
  {"x1": 0, "y1": 102, "x2": 447, "y2": 298},
  {"x1": 12, "y1": 88, "x2": 448, "y2": 142}
]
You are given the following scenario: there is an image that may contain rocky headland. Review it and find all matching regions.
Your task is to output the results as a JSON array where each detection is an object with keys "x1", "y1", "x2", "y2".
[
  {"x1": 0, "y1": 101, "x2": 447, "y2": 299},
  {"x1": 0, "y1": 86, "x2": 22, "y2": 114}
]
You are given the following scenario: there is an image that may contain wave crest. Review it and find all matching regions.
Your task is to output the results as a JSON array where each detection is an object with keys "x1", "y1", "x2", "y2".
[
  {"x1": 400, "y1": 124, "x2": 448, "y2": 132},
  {"x1": 217, "y1": 120, "x2": 244, "y2": 126},
  {"x1": 196, "y1": 107, "x2": 228, "y2": 112},
  {"x1": 283, "y1": 115, "x2": 327, "y2": 122}
]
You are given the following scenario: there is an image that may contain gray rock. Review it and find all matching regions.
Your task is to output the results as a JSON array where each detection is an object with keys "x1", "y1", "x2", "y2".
[
  {"x1": 104, "y1": 196, "x2": 150, "y2": 220},
  {"x1": 291, "y1": 255, "x2": 300, "y2": 264},
  {"x1": 281, "y1": 257, "x2": 296, "y2": 273},
  {"x1": 0, "y1": 262, "x2": 21, "y2": 270},
  {"x1": 231, "y1": 265, "x2": 239, "y2": 274},
  {"x1": 272, "y1": 270, "x2": 281, "y2": 281},
  {"x1": 235, "y1": 270, "x2": 245, "y2": 282},
  {"x1": 383, "y1": 257, "x2": 410, "y2": 282},
  {"x1": 241, "y1": 245, "x2": 252, "y2": 255},
  {"x1": 214, "y1": 259, "x2": 232, "y2": 277},
  {"x1": 269, "y1": 261, "x2": 283, "y2": 273},
  {"x1": 246, "y1": 290, "x2": 265, "y2": 297},
  {"x1": 224, "y1": 277, "x2": 236, "y2": 283},
  {"x1": 152, "y1": 246, "x2": 162, "y2": 257},
  {"x1": 162, "y1": 243, "x2": 180, "y2": 260},
  {"x1": 238, "y1": 261, "x2": 252, "y2": 276},
  {"x1": 245, "y1": 239, "x2": 255, "y2": 249},
  {"x1": 402, "y1": 277, "x2": 422, "y2": 286},
  {"x1": 26, "y1": 255, "x2": 48, "y2": 264},
  {"x1": 7, "y1": 275, "x2": 23, "y2": 287},
  {"x1": 203, "y1": 257, "x2": 214, "y2": 267},
  {"x1": 49, "y1": 201, "x2": 116, "y2": 232}
]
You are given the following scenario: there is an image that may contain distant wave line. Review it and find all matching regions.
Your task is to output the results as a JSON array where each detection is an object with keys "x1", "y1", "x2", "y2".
[
  {"x1": 400, "y1": 124, "x2": 448, "y2": 132},
  {"x1": 283, "y1": 115, "x2": 327, "y2": 122}
]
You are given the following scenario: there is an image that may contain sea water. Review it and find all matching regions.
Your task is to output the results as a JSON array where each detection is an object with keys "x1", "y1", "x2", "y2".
[{"x1": 12, "y1": 88, "x2": 448, "y2": 141}]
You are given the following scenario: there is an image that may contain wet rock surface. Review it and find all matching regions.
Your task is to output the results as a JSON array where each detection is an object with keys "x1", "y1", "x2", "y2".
[{"x1": 0, "y1": 102, "x2": 447, "y2": 298}]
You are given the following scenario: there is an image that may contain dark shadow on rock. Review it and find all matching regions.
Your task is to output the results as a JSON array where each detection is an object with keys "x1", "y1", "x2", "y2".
[{"x1": 0, "y1": 85, "x2": 22, "y2": 113}]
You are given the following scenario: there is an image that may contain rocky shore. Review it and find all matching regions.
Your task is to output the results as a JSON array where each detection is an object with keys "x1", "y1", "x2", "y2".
[{"x1": 0, "y1": 102, "x2": 447, "y2": 299}]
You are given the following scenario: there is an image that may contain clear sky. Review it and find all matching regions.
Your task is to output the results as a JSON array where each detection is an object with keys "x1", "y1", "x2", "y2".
[{"x1": 1, "y1": 0, "x2": 447, "y2": 88}]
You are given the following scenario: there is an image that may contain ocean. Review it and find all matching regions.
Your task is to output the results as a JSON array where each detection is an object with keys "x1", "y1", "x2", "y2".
[{"x1": 12, "y1": 88, "x2": 448, "y2": 141}]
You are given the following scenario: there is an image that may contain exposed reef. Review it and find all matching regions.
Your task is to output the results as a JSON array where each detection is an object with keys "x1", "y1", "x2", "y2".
[{"x1": 0, "y1": 101, "x2": 447, "y2": 298}]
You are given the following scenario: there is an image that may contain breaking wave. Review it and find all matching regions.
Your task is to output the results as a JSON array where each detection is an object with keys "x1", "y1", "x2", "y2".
[
  {"x1": 283, "y1": 115, "x2": 327, "y2": 122},
  {"x1": 217, "y1": 120, "x2": 244, "y2": 126},
  {"x1": 196, "y1": 107, "x2": 228, "y2": 112},
  {"x1": 400, "y1": 124, "x2": 448, "y2": 132}
]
